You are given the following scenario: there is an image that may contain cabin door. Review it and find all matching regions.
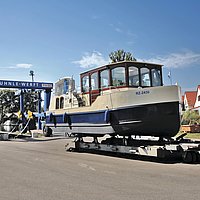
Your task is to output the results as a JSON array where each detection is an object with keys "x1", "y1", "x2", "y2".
[
  {"x1": 90, "y1": 72, "x2": 100, "y2": 104},
  {"x1": 90, "y1": 89, "x2": 100, "y2": 104}
]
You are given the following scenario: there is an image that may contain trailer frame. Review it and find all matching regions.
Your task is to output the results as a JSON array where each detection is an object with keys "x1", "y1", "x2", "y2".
[{"x1": 65, "y1": 134, "x2": 200, "y2": 163}]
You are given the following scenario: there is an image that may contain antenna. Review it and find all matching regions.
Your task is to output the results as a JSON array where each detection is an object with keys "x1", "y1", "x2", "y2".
[
  {"x1": 168, "y1": 69, "x2": 172, "y2": 85},
  {"x1": 29, "y1": 70, "x2": 34, "y2": 82}
]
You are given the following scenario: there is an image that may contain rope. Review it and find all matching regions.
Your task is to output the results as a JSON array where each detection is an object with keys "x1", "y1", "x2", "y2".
[
  {"x1": 19, "y1": 118, "x2": 31, "y2": 134},
  {"x1": 8, "y1": 124, "x2": 18, "y2": 134}
]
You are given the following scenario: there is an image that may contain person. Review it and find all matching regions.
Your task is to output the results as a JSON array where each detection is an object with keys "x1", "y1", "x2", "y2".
[
  {"x1": 17, "y1": 110, "x2": 26, "y2": 133},
  {"x1": 27, "y1": 110, "x2": 36, "y2": 133}
]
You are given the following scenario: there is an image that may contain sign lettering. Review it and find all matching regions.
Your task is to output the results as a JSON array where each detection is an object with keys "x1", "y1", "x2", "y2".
[
  {"x1": 0, "y1": 80, "x2": 53, "y2": 89},
  {"x1": 136, "y1": 90, "x2": 150, "y2": 95}
]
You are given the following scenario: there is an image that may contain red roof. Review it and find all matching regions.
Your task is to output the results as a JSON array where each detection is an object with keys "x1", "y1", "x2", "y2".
[
  {"x1": 181, "y1": 95, "x2": 184, "y2": 103},
  {"x1": 185, "y1": 91, "x2": 197, "y2": 108}
]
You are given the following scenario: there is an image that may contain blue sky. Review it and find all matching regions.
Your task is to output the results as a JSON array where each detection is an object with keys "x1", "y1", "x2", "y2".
[{"x1": 0, "y1": 0, "x2": 199, "y2": 93}]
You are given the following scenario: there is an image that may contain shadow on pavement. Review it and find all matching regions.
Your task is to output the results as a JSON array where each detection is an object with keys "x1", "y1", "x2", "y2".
[{"x1": 70, "y1": 148, "x2": 200, "y2": 165}]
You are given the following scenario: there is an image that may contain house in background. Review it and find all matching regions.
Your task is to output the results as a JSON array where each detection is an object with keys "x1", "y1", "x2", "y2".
[
  {"x1": 181, "y1": 85, "x2": 200, "y2": 133},
  {"x1": 193, "y1": 85, "x2": 200, "y2": 115},
  {"x1": 182, "y1": 85, "x2": 200, "y2": 115},
  {"x1": 183, "y1": 91, "x2": 197, "y2": 110}
]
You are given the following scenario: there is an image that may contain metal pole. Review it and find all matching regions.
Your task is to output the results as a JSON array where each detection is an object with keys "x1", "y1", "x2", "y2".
[
  {"x1": 29, "y1": 70, "x2": 34, "y2": 82},
  {"x1": 37, "y1": 91, "x2": 42, "y2": 130},
  {"x1": 20, "y1": 90, "x2": 24, "y2": 114},
  {"x1": 44, "y1": 90, "x2": 47, "y2": 112},
  {"x1": 168, "y1": 69, "x2": 172, "y2": 85}
]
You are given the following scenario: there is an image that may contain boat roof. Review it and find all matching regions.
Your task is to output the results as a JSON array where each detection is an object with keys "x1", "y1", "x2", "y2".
[
  {"x1": 55, "y1": 77, "x2": 73, "y2": 84},
  {"x1": 80, "y1": 61, "x2": 163, "y2": 75}
]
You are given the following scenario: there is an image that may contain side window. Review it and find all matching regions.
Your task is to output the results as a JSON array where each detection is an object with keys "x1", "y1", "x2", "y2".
[
  {"x1": 82, "y1": 75, "x2": 89, "y2": 92},
  {"x1": 100, "y1": 69, "x2": 109, "y2": 88},
  {"x1": 151, "y1": 68, "x2": 162, "y2": 86},
  {"x1": 140, "y1": 68, "x2": 150, "y2": 87},
  {"x1": 111, "y1": 67, "x2": 126, "y2": 86},
  {"x1": 129, "y1": 66, "x2": 139, "y2": 86},
  {"x1": 56, "y1": 98, "x2": 59, "y2": 109},
  {"x1": 60, "y1": 97, "x2": 64, "y2": 109},
  {"x1": 91, "y1": 72, "x2": 98, "y2": 90}
]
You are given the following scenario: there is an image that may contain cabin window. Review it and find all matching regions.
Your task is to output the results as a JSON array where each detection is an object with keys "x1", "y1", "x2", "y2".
[
  {"x1": 82, "y1": 75, "x2": 89, "y2": 92},
  {"x1": 56, "y1": 98, "x2": 59, "y2": 109},
  {"x1": 91, "y1": 72, "x2": 98, "y2": 90},
  {"x1": 129, "y1": 66, "x2": 139, "y2": 87},
  {"x1": 111, "y1": 67, "x2": 126, "y2": 86},
  {"x1": 198, "y1": 95, "x2": 200, "y2": 101},
  {"x1": 60, "y1": 97, "x2": 64, "y2": 109},
  {"x1": 140, "y1": 68, "x2": 151, "y2": 87},
  {"x1": 100, "y1": 69, "x2": 109, "y2": 88},
  {"x1": 151, "y1": 68, "x2": 162, "y2": 86}
]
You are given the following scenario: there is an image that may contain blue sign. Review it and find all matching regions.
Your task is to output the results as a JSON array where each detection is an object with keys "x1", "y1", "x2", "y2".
[{"x1": 0, "y1": 80, "x2": 53, "y2": 89}]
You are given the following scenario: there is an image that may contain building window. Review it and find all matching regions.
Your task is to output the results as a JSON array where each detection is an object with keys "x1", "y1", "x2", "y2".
[
  {"x1": 56, "y1": 98, "x2": 59, "y2": 109},
  {"x1": 82, "y1": 75, "x2": 89, "y2": 92},
  {"x1": 91, "y1": 72, "x2": 98, "y2": 90},
  {"x1": 198, "y1": 95, "x2": 200, "y2": 101},
  {"x1": 100, "y1": 69, "x2": 109, "y2": 89},
  {"x1": 140, "y1": 67, "x2": 151, "y2": 87},
  {"x1": 129, "y1": 66, "x2": 139, "y2": 86},
  {"x1": 111, "y1": 67, "x2": 126, "y2": 86},
  {"x1": 60, "y1": 97, "x2": 64, "y2": 109}
]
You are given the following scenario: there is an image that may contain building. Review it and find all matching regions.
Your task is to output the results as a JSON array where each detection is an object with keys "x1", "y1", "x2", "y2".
[
  {"x1": 182, "y1": 85, "x2": 200, "y2": 115},
  {"x1": 193, "y1": 85, "x2": 200, "y2": 115},
  {"x1": 183, "y1": 91, "x2": 197, "y2": 110}
]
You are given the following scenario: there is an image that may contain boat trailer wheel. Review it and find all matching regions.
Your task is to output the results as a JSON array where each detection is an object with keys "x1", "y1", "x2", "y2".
[
  {"x1": 43, "y1": 126, "x2": 52, "y2": 137},
  {"x1": 182, "y1": 151, "x2": 199, "y2": 163}
]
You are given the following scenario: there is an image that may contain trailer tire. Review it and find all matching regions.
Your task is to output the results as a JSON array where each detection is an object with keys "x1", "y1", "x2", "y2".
[
  {"x1": 191, "y1": 152, "x2": 197, "y2": 163},
  {"x1": 43, "y1": 126, "x2": 52, "y2": 137},
  {"x1": 183, "y1": 151, "x2": 193, "y2": 163},
  {"x1": 196, "y1": 153, "x2": 200, "y2": 162}
]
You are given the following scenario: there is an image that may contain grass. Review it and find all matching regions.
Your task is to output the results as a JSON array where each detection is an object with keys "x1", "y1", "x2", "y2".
[{"x1": 175, "y1": 132, "x2": 200, "y2": 140}]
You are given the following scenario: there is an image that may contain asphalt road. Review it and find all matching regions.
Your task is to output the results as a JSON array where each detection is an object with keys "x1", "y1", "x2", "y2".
[{"x1": 0, "y1": 137, "x2": 200, "y2": 200}]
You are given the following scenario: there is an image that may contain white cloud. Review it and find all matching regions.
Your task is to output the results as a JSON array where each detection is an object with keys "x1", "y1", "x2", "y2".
[
  {"x1": 115, "y1": 27, "x2": 123, "y2": 33},
  {"x1": 73, "y1": 50, "x2": 200, "y2": 69},
  {"x1": 91, "y1": 15, "x2": 103, "y2": 20},
  {"x1": 141, "y1": 50, "x2": 200, "y2": 68},
  {"x1": 0, "y1": 63, "x2": 33, "y2": 69},
  {"x1": 9, "y1": 63, "x2": 33, "y2": 69},
  {"x1": 73, "y1": 51, "x2": 109, "y2": 68}
]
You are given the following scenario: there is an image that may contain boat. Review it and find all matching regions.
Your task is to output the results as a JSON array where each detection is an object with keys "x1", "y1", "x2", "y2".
[{"x1": 43, "y1": 61, "x2": 181, "y2": 139}]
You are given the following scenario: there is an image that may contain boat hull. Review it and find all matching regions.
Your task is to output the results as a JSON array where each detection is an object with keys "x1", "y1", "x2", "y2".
[{"x1": 45, "y1": 101, "x2": 180, "y2": 138}]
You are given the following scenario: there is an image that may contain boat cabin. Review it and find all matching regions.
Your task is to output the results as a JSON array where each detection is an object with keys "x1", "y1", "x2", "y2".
[{"x1": 80, "y1": 61, "x2": 163, "y2": 104}]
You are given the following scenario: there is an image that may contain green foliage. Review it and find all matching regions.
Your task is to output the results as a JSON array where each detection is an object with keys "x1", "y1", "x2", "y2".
[
  {"x1": 23, "y1": 90, "x2": 38, "y2": 112},
  {"x1": 109, "y1": 49, "x2": 137, "y2": 63},
  {"x1": 0, "y1": 89, "x2": 18, "y2": 123},
  {"x1": 176, "y1": 132, "x2": 200, "y2": 140},
  {"x1": 0, "y1": 89, "x2": 39, "y2": 122},
  {"x1": 181, "y1": 110, "x2": 200, "y2": 125},
  {"x1": 0, "y1": 89, "x2": 19, "y2": 112}
]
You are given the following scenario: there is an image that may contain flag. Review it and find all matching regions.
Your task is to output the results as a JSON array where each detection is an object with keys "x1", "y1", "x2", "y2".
[{"x1": 168, "y1": 71, "x2": 171, "y2": 79}]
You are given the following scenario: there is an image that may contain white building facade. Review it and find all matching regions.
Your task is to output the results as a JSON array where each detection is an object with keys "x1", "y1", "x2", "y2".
[{"x1": 194, "y1": 85, "x2": 200, "y2": 115}]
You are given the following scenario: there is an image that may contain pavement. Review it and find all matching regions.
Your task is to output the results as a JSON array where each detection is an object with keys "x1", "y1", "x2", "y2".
[{"x1": 0, "y1": 137, "x2": 200, "y2": 200}]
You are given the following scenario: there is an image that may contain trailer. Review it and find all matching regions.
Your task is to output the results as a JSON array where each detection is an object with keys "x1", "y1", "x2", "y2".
[{"x1": 65, "y1": 133, "x2": 200, "y2": 163}]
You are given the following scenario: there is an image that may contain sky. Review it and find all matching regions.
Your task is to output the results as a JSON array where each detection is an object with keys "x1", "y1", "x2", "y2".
[{"x1": 0, "y1": 0, "x2": 199, "y2": 93}]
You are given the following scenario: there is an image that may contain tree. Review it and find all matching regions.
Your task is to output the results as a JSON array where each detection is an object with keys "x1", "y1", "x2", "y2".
[
  {"x1": 23, "y1": 90, "x2": 38, "y2": 112},
  {"x1": 181, "y1": 110, "x2": 200, "y2": 125},
  {"x1": 109, "y1": 49, "x2": 137, "y2": 63},
  {"x1": 0, "y1": 89, "x2": 19, "y2": 123},
  {"x1": 0, "y1": 89, "x2": 39, "y2": 123}
]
